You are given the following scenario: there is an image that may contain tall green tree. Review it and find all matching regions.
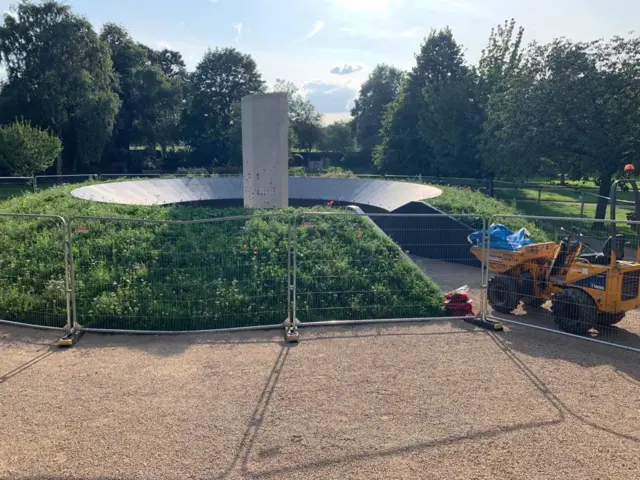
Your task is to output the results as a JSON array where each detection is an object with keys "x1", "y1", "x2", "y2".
[
  {"x1": 321, "y1": 120, "x2": 355, "y2": 155},
  {"x1": 0, "y1": 119, "x2": 62, "y2": 175},
  {"x1": 100, "y1": 23, "x2": 146, "y2": 154},
  {"x1": 0, "y1": 1, "x2": 120, "y2": 174},
  {"x1": 100, "y1": 24, "x2": 186, "y2": 170},
  {"x1": 375, "y1": 28, "x2": 480, "y2": 176},
  {"x1": 271, "y1": 78, "x2": 323, "y2": 152},
  {"x1": 478, "y1": 19, "x2": 526, "y2": 181},
  {"x1": 182, "y1": 48, "x2": 264, "y2": 167},
  {"x1": 487, "y1": 35, "x2": 640, "y2": 219},
  {"x1": 351, "y1": 65, "x2": 404, "y2": 160},
  {"x1": 418, "y1": 32, "x2": 482, "y2": 177}
]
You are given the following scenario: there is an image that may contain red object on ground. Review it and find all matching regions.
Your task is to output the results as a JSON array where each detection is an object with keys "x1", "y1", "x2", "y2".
[
  {"x1": 444, "y1": 292, "x2": 475, "y2": 317},
  {"x1": 624, "y1": 164, "x2": 635, "y2": 172}
]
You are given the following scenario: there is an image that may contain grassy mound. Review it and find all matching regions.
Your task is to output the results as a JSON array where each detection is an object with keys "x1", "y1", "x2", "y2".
[
  {"x1": 428, "y1": 186, "x2": 550, "y2": 241},
  {"x1": 0, "y1": 184, "x2": 444, "y2": 330}
]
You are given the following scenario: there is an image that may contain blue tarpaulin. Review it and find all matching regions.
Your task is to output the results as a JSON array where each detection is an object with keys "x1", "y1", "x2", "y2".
[{"x1": 467, "y1": 224, "x2": 533, "y2": 251}]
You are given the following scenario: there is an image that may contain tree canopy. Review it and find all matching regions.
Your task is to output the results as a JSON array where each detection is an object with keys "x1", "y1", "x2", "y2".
[
  {"x1": 351, "y1": 65, "x2": 404, "y2": 160},
  {"x1": 0, "y1": 0, "x2": 119, "y2": 174},
  {"x1": 0, "y1": 119, "x2": 62, "y2": 175}
]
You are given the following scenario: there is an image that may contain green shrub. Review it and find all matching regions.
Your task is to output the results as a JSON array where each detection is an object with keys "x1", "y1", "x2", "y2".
[
  {"x1": 0, "y1": 184, "x2": 445, "y2": 329},
  {"x1": 0, "y1": 120, "x2": 62, "y2": 176}
]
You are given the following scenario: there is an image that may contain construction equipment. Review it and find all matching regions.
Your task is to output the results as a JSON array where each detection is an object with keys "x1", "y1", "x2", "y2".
[{"x1": 471, "y1": 179, "x2": 640, "y2": 334}]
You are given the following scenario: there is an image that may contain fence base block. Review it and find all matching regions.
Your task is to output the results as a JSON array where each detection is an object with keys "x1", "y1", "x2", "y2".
[
  {"x1": 285, "y1": 326, "x2": 300, "y2": 343},
  {"x1": 58, "y1": 330, "x2": 83, "y2": 348},
  {"x1": 463, "y1": 317, "x2": 504, "y2": 331}
]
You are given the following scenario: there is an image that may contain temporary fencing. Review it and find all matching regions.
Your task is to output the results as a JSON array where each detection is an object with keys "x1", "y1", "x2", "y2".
[
  {"x1": 291, "y1": 210, "x2": 485, "y2": 326},
  {"x1": 0, "y1": 213, "x2": 70, "y2": 330},
  {"x1": 0, "y1": 176, "x2": 35, "y2": 197},
  {"x1": 0, "y1": 206, "x2": 637, "y2": 353},
  {"x1": 68, "y1": 214, "x2": 292, "y2": 333},
  {"x1": 34, "y1": 174, "x2": 96, "y2": 193}
]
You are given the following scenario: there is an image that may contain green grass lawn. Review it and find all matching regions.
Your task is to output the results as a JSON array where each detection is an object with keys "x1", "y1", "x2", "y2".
[
  {"x1": 0, "y1": 183, "x2": 445, "y2": 330},
  {"x1": 428, "y1": 185, "x2": 637, "y2": 241}
]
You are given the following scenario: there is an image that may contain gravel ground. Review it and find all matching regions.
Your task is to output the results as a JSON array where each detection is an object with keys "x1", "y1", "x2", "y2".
[{"x1": 1, "y1": 319, "x2": 639, "y2": 480}]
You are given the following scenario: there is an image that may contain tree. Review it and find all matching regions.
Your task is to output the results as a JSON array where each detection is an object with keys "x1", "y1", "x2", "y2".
[
  {"x1": 270, "y1": 79, "x2": 323, "y2": 152},
  {"x1": 0, "y1": 120, "x2": 62, "y2": 175},
  {"x1": 291, "y1": 100, "x2": 323, "y2": 153},
  {"x1": 418, "y1": 31, "x2": 482, "y2": 177},
  {"x1": 487, "y1": 35, "x2": 640, "y2": 219},
  {"x1": 374, "y1": 28, "x2": 480, "y2": 176},
  {"x1": 321, "y1": 120, "x2": 355, "y2": 155},
  {"x1": 0, "y1": 1, "x2": 119, "y2": 174},
  {"x1": 100, "y1": 23, "x2": 147, "y2": 155},
  {"x1": 477, "y1": 19, "x2": 526, "y2": 181},
  {"x1": 182, "y1": 48, "x2": 264, "y2": 167},
  {"x1": 351, "y1": 65, "x2": 404, "y2": 159}
]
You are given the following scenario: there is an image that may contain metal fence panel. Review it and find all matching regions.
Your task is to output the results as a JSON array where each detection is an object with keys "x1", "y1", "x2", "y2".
[
  {"x1": 485, "y1": 214, "x2": 640, "y2": 352},
  {"x1": 69, "y1": 214, "x2": 292, "y2": 332},
  {"x1": 0, "y1": 176, "x2": 35, "y2": 198},
  {"x1": 0, "y1": 213, "x2": 70, "y2": 330},
  {"x1": 34, "y1": 174, "x2": 96, "y2": 193},
  {"x1": 292, "y1": 211, "x2": 485, "y2": 325}
]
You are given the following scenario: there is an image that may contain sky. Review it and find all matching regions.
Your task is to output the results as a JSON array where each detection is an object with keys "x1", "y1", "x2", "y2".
[{"x1": 2, "y1": 0, "x2": 640, "y2": 124}]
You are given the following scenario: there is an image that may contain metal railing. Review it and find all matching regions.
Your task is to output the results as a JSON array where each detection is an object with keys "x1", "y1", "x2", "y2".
[
  {"x1": 0, "y1": 213, "x2": 70, "y2": 331},
  {"x1": 291, "y1": 211, "x2": 485, "y2": 327},
  {"x1": 68, "y1": 213, "x2": 292, "y2": 333},
  {"x1": 0, "y1": 206, "x2": 636, "y2": 353}
]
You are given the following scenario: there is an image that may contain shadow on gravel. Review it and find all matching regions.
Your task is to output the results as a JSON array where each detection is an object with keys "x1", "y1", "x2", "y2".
[
  {"x1": 487, "y1": 314, "x2": 640, "y2": 383},
  {"x1": 0, "y1": 347, "x2": 57, "y2": 385},
  {"x1": 487, "y1": 331, "x2": 639, "y2": 444},
  {"x1": 216, "y1": 343, "x2": 293, "y2": 479}
]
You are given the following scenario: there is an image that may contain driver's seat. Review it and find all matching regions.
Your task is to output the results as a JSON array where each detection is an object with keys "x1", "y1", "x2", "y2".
[{"x1": 581, "y1": 234, "x2": 625, "y2": 265}]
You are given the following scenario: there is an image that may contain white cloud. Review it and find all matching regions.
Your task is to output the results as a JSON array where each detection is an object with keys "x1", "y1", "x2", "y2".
[
  {"x1": 340, "y1": 25, "x2": 422, "y2": 39},
  {"x1": 307, "y1": 20, "x2": 326, "y2": 38},
  {"x1": 328, "y1": 0, "x2": 405, "y2": 15},
  {"x1": 330, "y1": 64, "x2": 363, "y2": 75},
  {"x1": 302, "y1": 80, "x2": 358, "y2": 113},
  {"x1": 321, "y1": 112, "x2": 352, "y2": 126},
  {"x1": 419, "y1": 0, "x2": 493, "y2": 19},
  {"x1": 397, "y1": 27, "x2": 422, "y2": 37},
  {"x1": 158, "y1": 41, "x2": 173, "y2": 50},
  {"x1": 232, "y1": 22, "x2": 243, "y2": 43}
]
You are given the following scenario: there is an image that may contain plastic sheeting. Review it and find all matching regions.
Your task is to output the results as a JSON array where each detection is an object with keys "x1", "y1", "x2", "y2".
[{"x1": 467, "y1": 224, "x2": 533, "y2": 251}]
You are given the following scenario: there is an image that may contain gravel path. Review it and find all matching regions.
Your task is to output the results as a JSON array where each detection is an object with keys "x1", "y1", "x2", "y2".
[{"x1": 1, "y1": 320, "x2": 638, "y2": 479}]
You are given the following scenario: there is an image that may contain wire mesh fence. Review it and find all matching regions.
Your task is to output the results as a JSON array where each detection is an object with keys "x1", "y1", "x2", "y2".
[
  {"x1": 0, "y1": 176, "x2": 35, "y2": 199},
  {"x1": 69, "y1": 214, "x2": 292, "y2": 332},
  {"x1": 481, "y1": 215, "x2": 640, "y2": 352},
  {"x1": 292, "y1": 211, "x2": 485, "y2": 325},
  {"x1": 35, "y1": 174, "x2": 96, "y2": 192},
  {"x1": 0, "y1": 213, "x2": 69, "y2": 329}
]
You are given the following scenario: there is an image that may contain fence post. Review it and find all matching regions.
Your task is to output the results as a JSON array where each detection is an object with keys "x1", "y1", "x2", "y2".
[
  {"x1": 33, "y1": 175, "x2": 37, "y2": 193},
  {"x1": 67, "y1": 219, "x2": 78, "y2": 331},
  {"x1": 537, "y1": 186, "x2": 542, "y2": 205},
  {"x1": 580, "y1": 195, "x2": 585, "y2": 218}
]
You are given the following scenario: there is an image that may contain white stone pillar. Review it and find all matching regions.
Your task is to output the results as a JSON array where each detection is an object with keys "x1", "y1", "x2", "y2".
[{"x1": 241, "y1": 92, "x2": 289, "y2": 208}]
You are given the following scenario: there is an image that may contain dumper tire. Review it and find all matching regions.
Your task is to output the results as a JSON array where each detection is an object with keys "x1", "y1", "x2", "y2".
[
  {"x1": 552, "y1": 288, "x2": 596, "y2": 335},
  {"x1": 487, "y1": 275, "x2": 520, "y2": 314},
  {"x1": 596, "y1": 312, "x2": 625, "y2": 328},
  {"x1": 522, "y1": 297, "x2": 546, "y2": 309}
]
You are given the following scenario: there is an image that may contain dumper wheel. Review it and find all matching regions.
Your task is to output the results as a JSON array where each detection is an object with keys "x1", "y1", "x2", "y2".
[
  {"x1": 522, "y1": 297, "x2": 545, "y2": 309},
  {"x1": 552, "y1": 289, "x2": 596, "y2": 335},
  {"x1": 596, "y1": 312, "x2": 625, "y2": 327},
  {"x1": 487, "y1": 275, "x2": 520, "y2": 314}
]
